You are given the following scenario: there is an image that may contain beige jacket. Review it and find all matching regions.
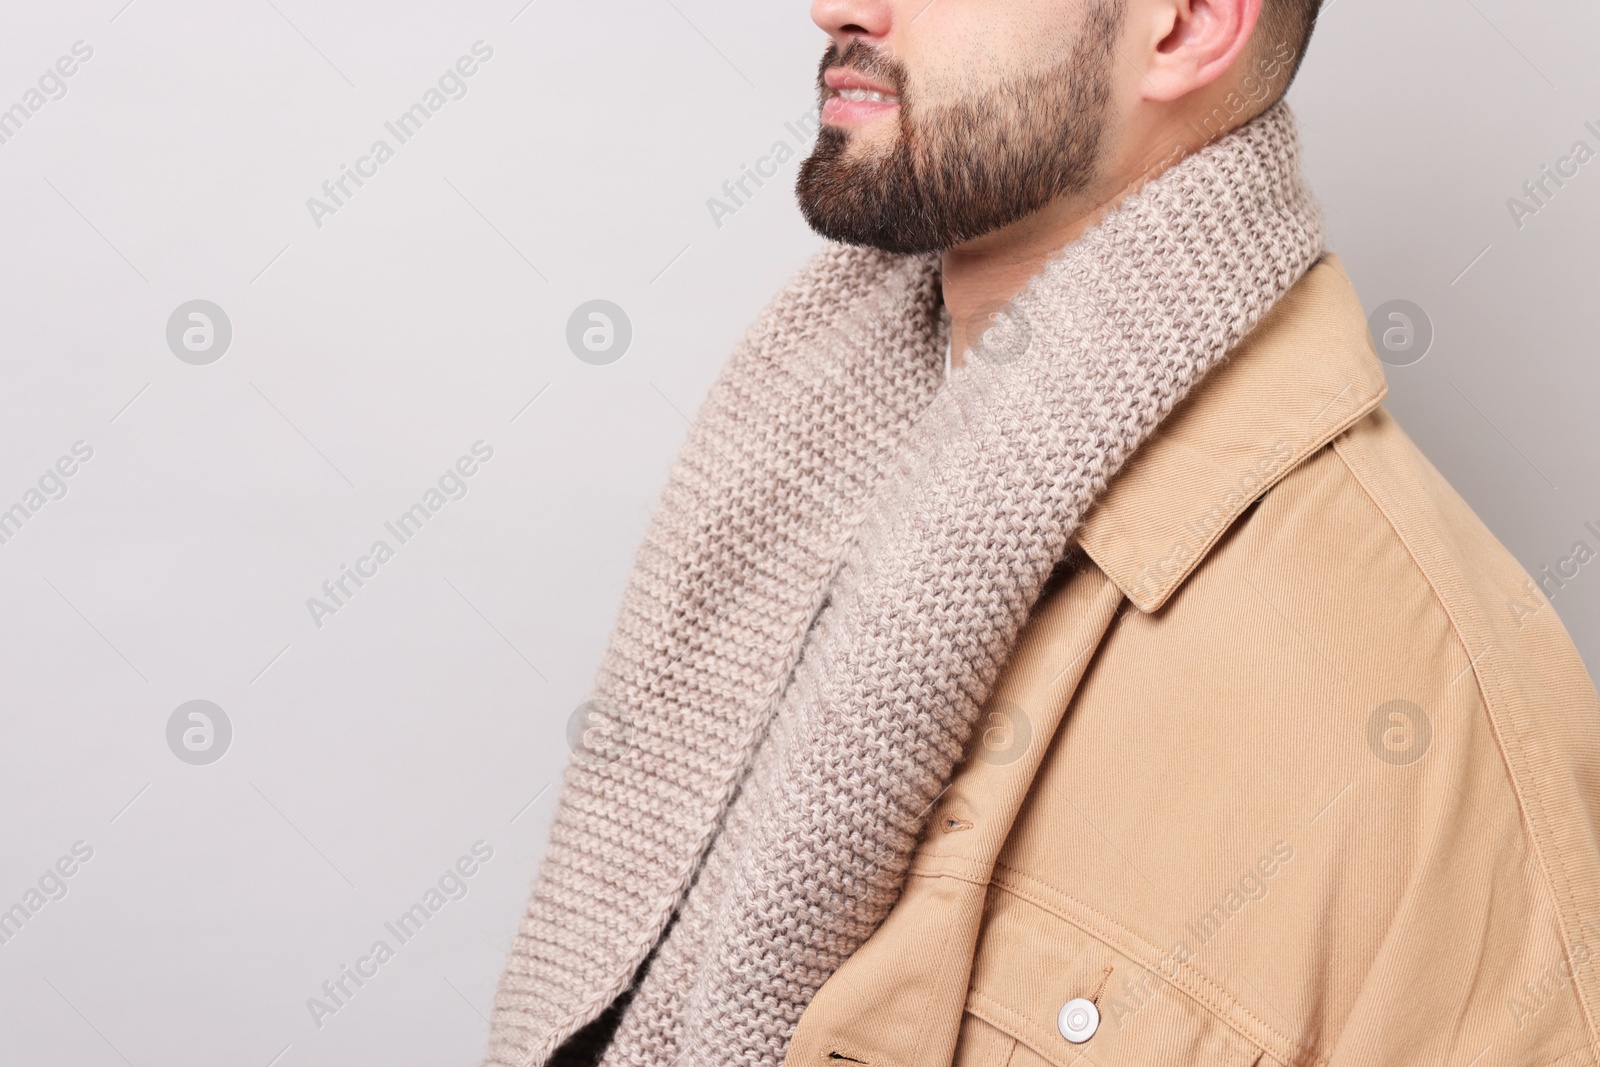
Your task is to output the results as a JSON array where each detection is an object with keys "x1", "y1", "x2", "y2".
[{"x1": 784, "y1": 255, "x2": 1600, "y2": 1067}]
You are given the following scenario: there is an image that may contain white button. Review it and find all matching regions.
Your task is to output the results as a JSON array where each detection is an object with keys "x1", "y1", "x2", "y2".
[{"x1": 1057, "y1": 997, "x2": 1099, "y2": 1043}]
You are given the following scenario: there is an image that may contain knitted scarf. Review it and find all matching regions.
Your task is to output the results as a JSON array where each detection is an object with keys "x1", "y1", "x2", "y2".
[{"x1": 486, "y1": 100, "x2": 1325, "y2": 1067}]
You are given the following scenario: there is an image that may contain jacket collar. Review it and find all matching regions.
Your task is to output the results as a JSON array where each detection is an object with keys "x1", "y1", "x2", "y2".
[{"x1": 1075, "y1": 254, "x2": 1389, "y2": 612}]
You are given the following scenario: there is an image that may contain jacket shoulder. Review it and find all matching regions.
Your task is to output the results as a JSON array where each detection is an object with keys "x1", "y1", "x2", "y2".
[
  {"x1": 1297, "y1": 405, "x2": 1600, "y2": 1056},
  {"x1": 1328, "y1": 405, "x2": 1595, "y2": 703},
  {"x1": 1117, "y1": 403, "x2": 1600, "y2": 1062}
]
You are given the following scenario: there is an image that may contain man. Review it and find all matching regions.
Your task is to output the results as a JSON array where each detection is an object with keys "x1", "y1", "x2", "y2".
[{"x1": 487, "y1": 1, "x2": 1600, "y2": 1065}]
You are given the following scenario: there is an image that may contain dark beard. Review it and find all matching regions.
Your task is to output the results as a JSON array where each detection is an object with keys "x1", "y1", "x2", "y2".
[{"x1": 795, "y1": 2, "x2": 1124, "y2": 255}]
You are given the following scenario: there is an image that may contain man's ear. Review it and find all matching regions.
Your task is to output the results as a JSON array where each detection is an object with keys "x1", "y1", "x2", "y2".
[{"x1": 1137, "y1": 0, "x2": 1263, "y2": 103}]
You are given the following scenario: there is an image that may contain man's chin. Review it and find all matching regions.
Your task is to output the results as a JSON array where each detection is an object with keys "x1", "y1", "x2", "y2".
[
  {"x1": 795, "y1": 136, "x2": 942, "y2": 255},
  {"x1": 795, "y1": 206, "x2": 945, "y2": 257}
]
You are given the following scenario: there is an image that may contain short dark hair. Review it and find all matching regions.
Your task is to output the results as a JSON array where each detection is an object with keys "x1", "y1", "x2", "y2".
[{"x1": 1256, "y1": 0, "x2": 1323, "y2": 95}]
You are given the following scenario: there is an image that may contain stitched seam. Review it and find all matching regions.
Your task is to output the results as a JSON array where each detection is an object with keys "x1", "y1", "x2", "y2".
[
  {"x1": 908, "y1": 889, "x2": 969, "y2": 1067},
  {"x1": 1331, "y1": 429, "x2": 1600, "y2": 1060},
  {"x1": 905, "y1": 862, "x2": 991, "y2": 887},
  {"x1": 1127, "y1": 439, "x2": 1324, "y2": 611},
  {"x1": 1105, "y1": 374, "x2": 1385, "y2": 612},
  {"x1": 991, "y1": 868, "x2": 1306, "y2": 1065},
  {"x1": 989, "y1": 865, "x2": 1324, "y2": 1067},
  {"x1": 1505, "y1": 1040, "x2": 1600, "y2": 1067},
  {"x1": 967, "y1": 989, "x2": 1069, "y2": 1067}
]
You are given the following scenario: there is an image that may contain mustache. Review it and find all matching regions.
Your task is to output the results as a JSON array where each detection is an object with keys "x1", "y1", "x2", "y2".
[{"x1": 816, "y1": 39, "x2": 906, "y2": 94}]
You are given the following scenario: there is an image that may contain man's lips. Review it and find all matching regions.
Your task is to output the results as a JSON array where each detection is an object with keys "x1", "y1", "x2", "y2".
[
  {"x1": 822, "y1": 68, "x2": 900, "y2": 126},
  {"x1": 824, "y1": 69, "x2": 899, "y2": 98}
]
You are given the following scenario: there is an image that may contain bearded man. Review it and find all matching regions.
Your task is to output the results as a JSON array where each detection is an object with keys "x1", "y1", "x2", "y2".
[{"x1": 485, "y1": 2, "x2": 1600, "y2": 1065}]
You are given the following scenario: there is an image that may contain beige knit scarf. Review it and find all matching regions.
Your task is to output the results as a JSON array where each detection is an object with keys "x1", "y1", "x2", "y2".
[{"x1": 486, "y1": 100, "x2": 1325, "y2": 1067}]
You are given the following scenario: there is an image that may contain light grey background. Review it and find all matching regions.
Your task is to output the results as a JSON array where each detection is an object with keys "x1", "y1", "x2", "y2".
[{"x1": 0, "y1": 1, "x2": 1594, "y2": 1065}]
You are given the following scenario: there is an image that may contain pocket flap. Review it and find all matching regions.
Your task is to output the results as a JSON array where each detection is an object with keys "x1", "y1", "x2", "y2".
[{"x1": 965, "y1": 885, "x2": 1264, "y2": 1067}]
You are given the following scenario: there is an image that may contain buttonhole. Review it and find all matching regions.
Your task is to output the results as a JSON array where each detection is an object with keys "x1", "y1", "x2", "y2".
[
  {"x1": 1088, "y1": 963, "x2": 1115, "y2": 1004},
  {"x1": 828, "y1": 1052, "x2": 870, "y2": 1065},
  {"x1": 941, "y1": 815, "x2": 974, "y2": 833}
]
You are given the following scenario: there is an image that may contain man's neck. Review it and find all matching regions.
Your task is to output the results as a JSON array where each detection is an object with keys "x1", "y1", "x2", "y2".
[
  {"x1": 940, "y1": 110, "x2": 1223, "y2": 370},
  {"x1": 940, "y1": 195, "x2": 1105, "y2": 369}
]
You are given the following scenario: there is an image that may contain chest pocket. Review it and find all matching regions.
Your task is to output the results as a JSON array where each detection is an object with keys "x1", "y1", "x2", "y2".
[{"x1": 950, "y1": 882, "x2": 1268, "y2": 1067}]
